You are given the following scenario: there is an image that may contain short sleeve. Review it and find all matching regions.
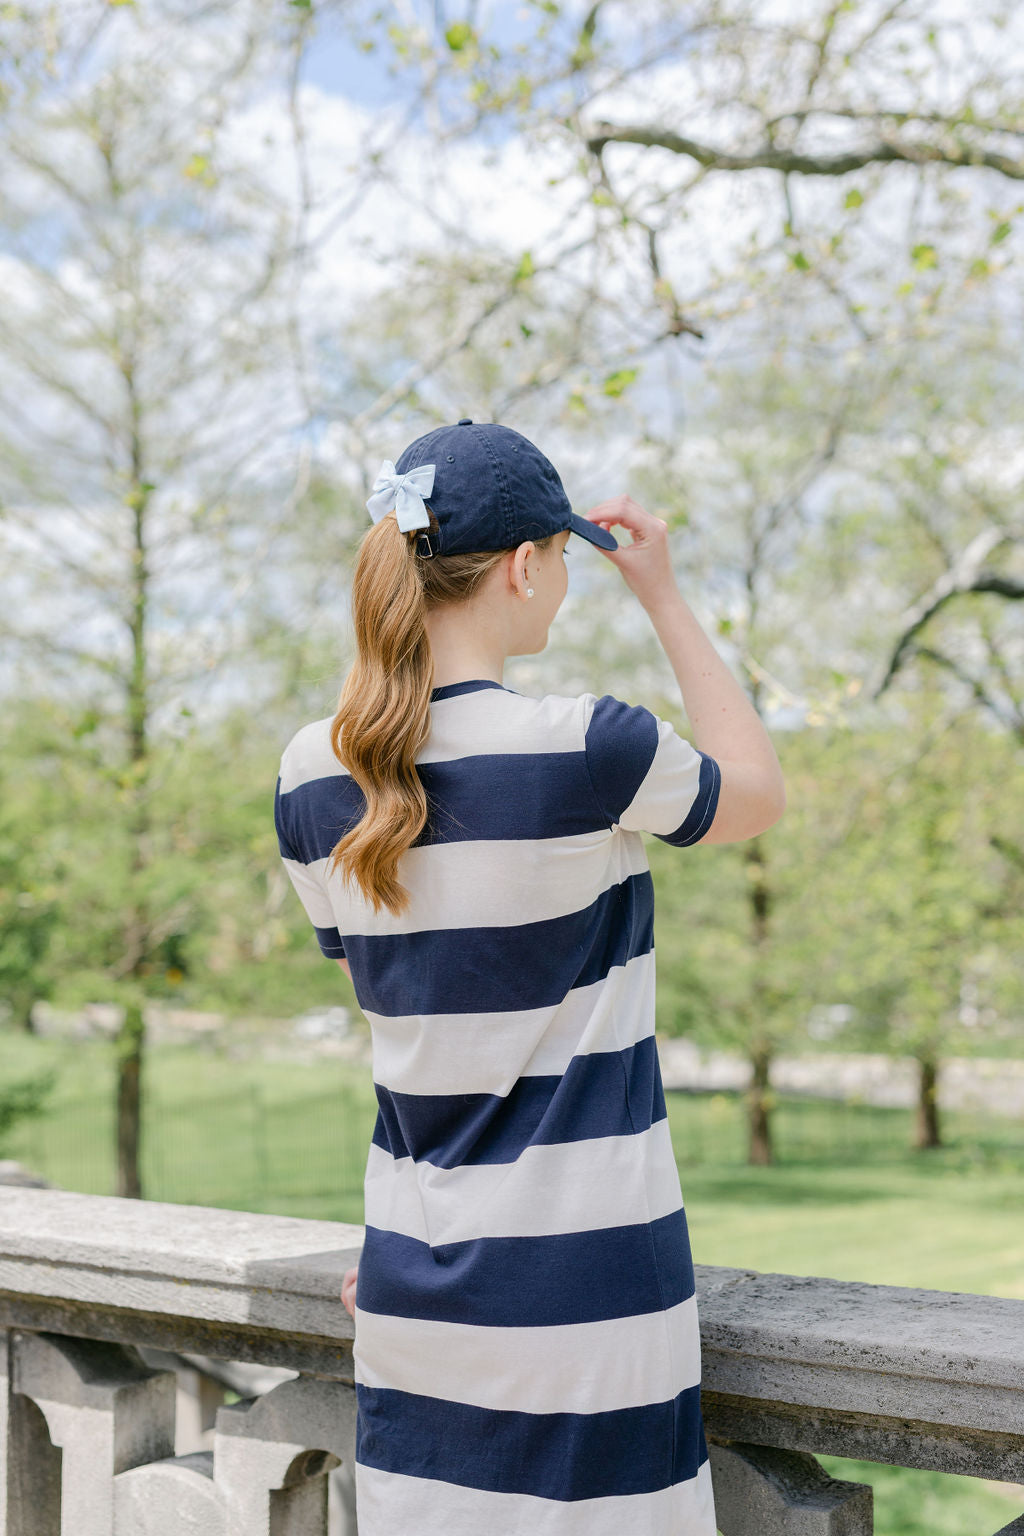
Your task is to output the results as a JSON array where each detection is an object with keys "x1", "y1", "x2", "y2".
[
  {"x1": 583, "y1": 693, "x2": 721, "y2": 845},
  {"x1": 274, "y1": 770, "x2": 347, "y2": 958}
]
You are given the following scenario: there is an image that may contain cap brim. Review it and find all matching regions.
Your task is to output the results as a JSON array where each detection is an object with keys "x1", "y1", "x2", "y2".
[{"x1": 568, "y1": 510, "x2": 618, "y2": 551}]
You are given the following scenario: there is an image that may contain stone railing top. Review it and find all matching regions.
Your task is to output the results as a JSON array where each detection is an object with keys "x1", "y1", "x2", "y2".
[
  {"x1": 695, "y1": 1263, "x2": 1024, "y2": 1449},
  {"x1": 0, "y1": 1187, "x2": 363, "y2": 1374},
  {"x1": 0, "y1": 1187, "x2": 363, "y2": 1292},
  {"x1": 695, "y1": 1263, "x2": 1024, "y2": 1390},
  {"x1": 2, "y1": 1188, "x2": 1023, "y2": 1429}
]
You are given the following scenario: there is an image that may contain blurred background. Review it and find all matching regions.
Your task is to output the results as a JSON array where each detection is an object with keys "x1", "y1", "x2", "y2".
[{"x1": 0, "y1": 2, "x2": 1022, "y2": 1530}]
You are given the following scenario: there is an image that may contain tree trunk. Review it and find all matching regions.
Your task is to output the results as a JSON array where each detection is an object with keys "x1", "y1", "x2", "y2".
[
  {"x1": 115, "y1": 406, "x2": 152, "y2": 1202},
  {"x1": 747, "y1": 1044, "x2": 774, "y2": 1165},
  {"x1": 745, "y1": 822, "x2": 775, "y2": 1166},
  {"x1": 116, "y1": 997, "x2": 145, "y2": 1198},
  {"x1": 914, "y1": 1055, "x2": 942, "y2": 1149}
]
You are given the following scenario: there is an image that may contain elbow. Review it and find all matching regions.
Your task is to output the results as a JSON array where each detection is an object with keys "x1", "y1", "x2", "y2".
[
  {"x1": 749, "y1": 771, "x2": 786, "y2": 835},
  {"x1": 764, "y1": 776, "x2": 787, "y2": 829}
]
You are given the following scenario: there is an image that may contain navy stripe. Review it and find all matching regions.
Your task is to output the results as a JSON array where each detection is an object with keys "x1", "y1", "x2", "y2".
[
  {"x1": 584, "y1": 694, "x2": 659, "y2": 824},
  {"x1": 314, "y1": 923, "x2": 346, "y2": 957},
  {"x1": 372, "y1": 1033, "x2": 666, "y2": 1166},
  {"x1": 654, "y1": 750, "x2": 722, "y2": 846},
  {"x1": 355, "y1": 1207, "x2": 696, "y2": 1326},
  {"x1": 429, "y1": 679, "x2": 509, "y2": 701},
  {"x1": 277, "y1": 748, "x2": 604, "y2": 863},
  {"x1": 355, "y1": 1381, "x2": 708, "y2": 1498},
  {"x1": 345, "y1": 870, "x2": 653, "y2": 1016},
  {"x1": 273, "y1": 775, "x2": 300, "y2": 861}
]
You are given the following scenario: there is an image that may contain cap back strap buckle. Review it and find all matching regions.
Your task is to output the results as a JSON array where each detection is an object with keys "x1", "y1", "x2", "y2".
[{"x1": 415, "y1": 529, "x2": 437, "y2": 558}]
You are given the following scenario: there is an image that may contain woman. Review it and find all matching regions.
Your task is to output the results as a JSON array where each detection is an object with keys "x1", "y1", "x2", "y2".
[{"x1": 274, "y1": 418, "x2": 785, "y2": 1535}]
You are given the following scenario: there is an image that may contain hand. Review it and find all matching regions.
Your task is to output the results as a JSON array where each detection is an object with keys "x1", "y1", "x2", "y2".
[
  {"x1": 578, "y1": 495, "x2": 679, "y2": 609},
  {"x1": 341, "y1": 1264, "x2": 358, "y2": 1318}
]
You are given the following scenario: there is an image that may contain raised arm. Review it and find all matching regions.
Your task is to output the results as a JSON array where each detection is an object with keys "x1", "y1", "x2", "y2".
[
  {"x1": 579, "y1": 495, "x2": 785, "y2": 845},
  {"x1": 642, "y1": 585, "x2": 785, "y2": 842}
]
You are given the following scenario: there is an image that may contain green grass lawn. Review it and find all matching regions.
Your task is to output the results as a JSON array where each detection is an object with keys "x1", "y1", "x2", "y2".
[{"x1": 2, "y1": 1028, "x2": 1023, "y2": 1535}]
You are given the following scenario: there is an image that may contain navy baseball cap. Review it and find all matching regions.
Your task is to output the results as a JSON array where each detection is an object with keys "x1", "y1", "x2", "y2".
[{"x1": 368, "y1": 419, "x2": 619, "y2": 559}]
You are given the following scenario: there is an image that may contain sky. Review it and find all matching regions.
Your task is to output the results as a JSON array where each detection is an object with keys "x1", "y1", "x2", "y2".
[{"x1": 1, "y1": 0, "x2": 1020, "y2": 732}]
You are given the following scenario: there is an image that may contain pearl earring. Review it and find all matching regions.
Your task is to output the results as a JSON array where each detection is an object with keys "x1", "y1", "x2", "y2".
[{"x1": 527, "y1": 588, "x2": 534, "y2": 597}]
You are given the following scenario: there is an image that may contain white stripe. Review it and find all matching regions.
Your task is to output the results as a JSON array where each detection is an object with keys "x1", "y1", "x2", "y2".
[
  {"x1": 352, "y1": 1293, "x2": 701, "y2": 1413},
  {"x1": 363, "y1": 1117, "x2": 684, "y2": 1244},
  {"x1": 280, "y1": 856, "x2": 335, "y2": 929},
  {"x1": 618, "y1": 717, "x2": 705, "y2": 836},
  {"x1": 353, "y1": 1455, "x2": 718, "y2": 1536},
  {"x1": 366, "y1": 948, "x2": 657, "y2": 1095},
  {"x1": 277, "y1": 716, "x2": 339, "y2": 793},
  {"x1": 277, "y1": 691, "x2": 589, "y2": 795},
  {"x1": 425, "y1": 687, "x2": 588, "y2": 762},
  {"x1": 299, "y1": 826, "x2": 647, "y2": 941}
]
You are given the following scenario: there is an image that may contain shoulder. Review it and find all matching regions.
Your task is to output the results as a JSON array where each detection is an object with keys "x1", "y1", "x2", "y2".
[
  {"x1": 278, "y1": 715, "x2": 345, "y2": 793},
  {"x1": 502, "y1": 687, "x2": 657, "y2": 753},
  {"x1": 579, "y1": 691, "x2": 659, "y2": 755},
  {"x1": 509, "y1": 688, "x2": 601, "y2": 750}
]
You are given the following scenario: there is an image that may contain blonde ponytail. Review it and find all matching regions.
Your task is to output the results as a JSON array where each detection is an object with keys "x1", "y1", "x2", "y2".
[{"x1": 327, "y1": 507, "x2": 555, "y2": 916}]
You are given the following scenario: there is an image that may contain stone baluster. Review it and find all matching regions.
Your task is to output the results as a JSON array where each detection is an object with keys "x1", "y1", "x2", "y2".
[
  {"x1": 115, "y1": 1450, "x2": 224, "y2": 1534},
  {"x1": 112, "y1": 1372, "x2": 358, "y2": 1536},
  {"x1": 4, "y1": 1329, "x2": 176, "y2": 1535},
  {"x1": 214, "y1": 1374, "x2": 357, "y2": 1536},
  {"x1": 708, "y1": 1440, "x2": 873, "y2": 1534}
]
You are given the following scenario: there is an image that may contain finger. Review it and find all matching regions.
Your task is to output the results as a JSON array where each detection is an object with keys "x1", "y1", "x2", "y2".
[{"x1": 581, "y1": 497, "x2": 649, "y2": 534}]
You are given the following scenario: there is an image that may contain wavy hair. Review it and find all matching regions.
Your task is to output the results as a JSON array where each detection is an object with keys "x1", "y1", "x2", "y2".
[{"x1": 327, "y1": 505, "x2": 556, "y2": 917}]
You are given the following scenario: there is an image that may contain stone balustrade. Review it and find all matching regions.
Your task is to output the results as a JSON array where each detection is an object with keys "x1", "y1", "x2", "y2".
[{"x1": 0, "y1": 1187, "x2": 1022, "y2": 1534}]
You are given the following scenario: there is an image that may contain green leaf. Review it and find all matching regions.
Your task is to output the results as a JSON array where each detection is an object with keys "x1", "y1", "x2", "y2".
[
  {"x1": 513, "y1": 250, "x2": 534, "y2": 282},
  {"x1": 601, "y1": 368, "x2": 638, "y2": 398},
  {"x1": 445, "y1": 21, "x2": 476, "y2": 50},
  {"x1": 911, "y1": 243, "x2": 938, "y2": 270},
  {"x1": 289, "y1": 0, "x2": 313, "y2": 9},
  {"x1": 72, "y1": 710, "x2": 101, "y2": 739},
  {"x1": 990, "y1": 221, "x2": 1011, "y2": 245},
  {"x1": 844, "y1": 188, "x2": 864, "y2": 209},
  {"x1": 789, "y1": 250, "x2": 811, "y2": 271},
  {"x1": 183, "y1": 153, "x2": 215, "y2": 185},
  {"x1": 519, "y1": 322, "x2": 533, "y2": 338}
]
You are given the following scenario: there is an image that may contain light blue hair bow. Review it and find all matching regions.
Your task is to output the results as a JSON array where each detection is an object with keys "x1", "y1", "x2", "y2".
[{"x1": 366, "y1": 459, "x2": 436, "y2": 532}]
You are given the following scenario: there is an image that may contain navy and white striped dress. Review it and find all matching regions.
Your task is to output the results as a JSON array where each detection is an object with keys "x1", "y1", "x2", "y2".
[{"x1": 274, "y1": 676, "x2": 722, "y2": 1535}]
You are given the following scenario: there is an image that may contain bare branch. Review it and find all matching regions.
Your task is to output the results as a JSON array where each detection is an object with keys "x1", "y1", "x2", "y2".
[
  {"x1": 873, "y1": 527, "x2": 1017, "y2": 697},
  {"x1": 909, "y1": 643, "x2": 1024, "y2": 738},
  {"x1": 584, "y1": 121, "x2": 1024, "y2": 181}
]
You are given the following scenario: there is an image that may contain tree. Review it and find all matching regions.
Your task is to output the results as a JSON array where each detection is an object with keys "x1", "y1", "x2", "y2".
[
  {"x1": 809, "y1": 694, "x2": 1024, "y2": 1148},
  {"x1": 348, "y1": 1, "x2": 1023, "y2": 353},
  {"x1": 0, "y1": 2, "x2": 319, "y2": 1195}
]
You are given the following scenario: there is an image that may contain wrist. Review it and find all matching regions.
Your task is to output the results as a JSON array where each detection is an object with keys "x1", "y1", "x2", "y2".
[{"x1": 641, "y1": 583, "x2": 689, "y2": 623}]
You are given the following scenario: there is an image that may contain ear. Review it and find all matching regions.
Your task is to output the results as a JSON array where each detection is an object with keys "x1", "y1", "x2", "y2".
[{"x1": 508, "y1": 542, "x2": 533, "y2": 592}]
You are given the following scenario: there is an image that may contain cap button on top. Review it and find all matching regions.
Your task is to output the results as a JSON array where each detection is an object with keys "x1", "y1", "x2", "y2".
[{"x1": 457, "y1": 417, "x2": 473, "y2": 425}]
